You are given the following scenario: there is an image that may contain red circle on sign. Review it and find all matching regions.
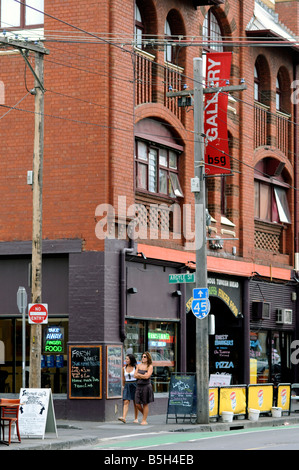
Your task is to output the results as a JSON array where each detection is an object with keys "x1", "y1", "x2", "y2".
[{"x1": 28, "y1": 304, "x2": 48, "y2": 324}]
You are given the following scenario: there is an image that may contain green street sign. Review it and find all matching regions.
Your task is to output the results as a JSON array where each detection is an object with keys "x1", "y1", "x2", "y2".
[{"x1": 169, "y1": 273, "x2": 195, "y2": 284}]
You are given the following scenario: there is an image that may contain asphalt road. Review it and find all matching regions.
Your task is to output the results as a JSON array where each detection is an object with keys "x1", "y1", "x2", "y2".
[{"x1": 72, "y1": 424, "x2": 299, "y2": 451}]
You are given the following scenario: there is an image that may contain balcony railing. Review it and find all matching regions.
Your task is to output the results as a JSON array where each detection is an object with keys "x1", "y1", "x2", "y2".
[
  {"x1": 254, "y1": 101, "x2": 269, "y2": 148},
  {"x1": 134, "y1": 48, "x2": 155, "y2": 106},
  {"x1": 254, "y1": 102, "x2": 291, "y2": 158},
  {"x1": 163, "y1": 62, "x2": 184, "y2": 121},
  {"x1": 134, "y1": 49, "x2": 184, "y2": 121},
  {"x1": 276, "y1": 110, "x2": 290, "y2": 158}
]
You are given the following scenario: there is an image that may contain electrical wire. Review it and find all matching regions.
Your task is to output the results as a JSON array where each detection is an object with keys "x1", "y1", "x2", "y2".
[{"x1": 4, "y1": 0, "x2": 298, "y2": 187}]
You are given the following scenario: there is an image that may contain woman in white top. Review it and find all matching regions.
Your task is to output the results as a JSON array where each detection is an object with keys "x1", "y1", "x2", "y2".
[{"x1": 118, "y1": 354, "x2": 138, "y2": 423}]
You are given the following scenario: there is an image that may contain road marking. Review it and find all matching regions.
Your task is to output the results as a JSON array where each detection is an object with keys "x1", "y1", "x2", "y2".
[{"x1": 95, "y1": 425, "x2": 299, "y2": 450}]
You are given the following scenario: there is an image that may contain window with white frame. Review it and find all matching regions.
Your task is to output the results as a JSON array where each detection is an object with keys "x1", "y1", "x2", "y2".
[
  {"x1": 276, "y1": 77, "x2": 281, "y2": 111},
  {"x1": 254, "y1": 178, "x2": 291, "y2": 224},
  {"x1": 0, "y1": 0, "x2": 44, "y2": 29},
  {"x1": 134, "y1": 4, "x2": 143, "y2": 49},
  {"x1": 254, "y1": 66, "x2": 260, "y2": 102},
  {"x1": 202, "y1": 11, "x2": 223, "y2": 85},
  {"x1": 164, "y1": 19, "x2": 173, "y2": 63},
  {"x1": 135, "y1": 140, "x2": 183, "y2": 199}
]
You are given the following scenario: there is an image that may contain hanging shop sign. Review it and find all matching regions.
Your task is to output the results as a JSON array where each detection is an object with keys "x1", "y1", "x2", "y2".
[
  {"x1": 43, "y1": 326, "x2": 64, "y2": 354},
  {"x1": 204, "y1": 51, "x2": 232, "y2": 175}
]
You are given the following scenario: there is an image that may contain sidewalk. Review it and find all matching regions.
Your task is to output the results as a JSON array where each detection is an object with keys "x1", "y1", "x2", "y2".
[{"x1": 3, "y1": 412, "x2": 299, "y2": 450}]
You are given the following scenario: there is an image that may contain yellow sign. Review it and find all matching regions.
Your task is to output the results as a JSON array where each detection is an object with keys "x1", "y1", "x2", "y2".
[
  {"x1": 277, "y1": 384, "x2": 291, "y2": 411},
  {"x1": 209, "y1": 388, "x2": 219, "y2": 417},
  {"x1": 250, "y1": 358, "x2": 257, "y2": 384},
  {"x1": 219, "y1": 386, "x2": 246, "y2": 415},
  {"x1": 247, "y1": 384, "x2": 273, "y2": 412}
]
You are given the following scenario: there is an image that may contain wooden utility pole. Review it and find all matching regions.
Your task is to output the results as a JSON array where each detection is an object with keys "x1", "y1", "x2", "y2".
[
  {"x1": 0, "y1": 38, "x2": 48, "y2": 388},
  {"x1": 29, "y1": 51, "x2": 45, "y2": 388}
]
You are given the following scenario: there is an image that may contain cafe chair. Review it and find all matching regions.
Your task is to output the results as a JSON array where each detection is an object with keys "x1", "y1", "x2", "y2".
[{"x1": 0, "y1": 398, "x2": 21, "y2": 445}]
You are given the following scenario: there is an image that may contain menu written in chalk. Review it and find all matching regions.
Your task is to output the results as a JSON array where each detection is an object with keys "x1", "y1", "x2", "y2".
[
  {"x1": 167, "y1": 374, "x2": 196, "y2": 417},
  {"x1": 69, "y1": 345, "x2": 102, "y2": 399}
]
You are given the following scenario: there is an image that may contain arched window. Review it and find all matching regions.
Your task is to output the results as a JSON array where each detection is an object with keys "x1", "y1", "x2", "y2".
[
  {"x1": 254, "y1": 159, "x2": 291, "y2": 224},
  {"x1": 135, "y1": 119, "x2": 184, "y2": 199},
  {"x1": 135, "y1": 4, "x2": 144, "y2": 49},
  {"x1": 202, "y1": 10, "x2": 223, "y2": 52},
  {"x1": 254, "y1": 66, "x2": 260, "y2": 102},
  {"x1": 202, "y1": 11, "x2": 223, "y2": 82},
  {"x1": 276, "y1": 77, "x2": 281, "y2": 111},
  {"x1": 164, "y1": 19, "x2": 173, "y2": 63}
]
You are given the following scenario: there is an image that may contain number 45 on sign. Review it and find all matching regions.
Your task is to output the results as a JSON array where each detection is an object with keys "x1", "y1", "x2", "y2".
[{"x1": 191, "y1": 288, "x2": 210, "y2": 319}]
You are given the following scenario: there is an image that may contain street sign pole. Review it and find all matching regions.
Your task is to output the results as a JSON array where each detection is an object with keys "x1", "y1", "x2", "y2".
[
  {"x1": 193, "y1": 58, "x2": 209, "y2": 424},
  {"x1": 167, "y1": 58, "x2": 246, "y2": 425},
  {"x1": 17, "y1": 287, "x2": 28, "y2": 389}
]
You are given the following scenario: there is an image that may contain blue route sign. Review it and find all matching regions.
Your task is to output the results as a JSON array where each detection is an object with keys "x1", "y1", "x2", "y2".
[
  {"x1": 193, "y1": 287, "x2": 209, "y2": 300},
  {"x1": 191, "y1": 287, "x2": 210, "y2": 319}
]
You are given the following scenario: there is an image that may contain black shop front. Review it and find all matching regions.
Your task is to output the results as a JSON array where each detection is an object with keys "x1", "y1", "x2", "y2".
[{"x1": 186, "y1": 274, "x2": 245, "y2": 384}]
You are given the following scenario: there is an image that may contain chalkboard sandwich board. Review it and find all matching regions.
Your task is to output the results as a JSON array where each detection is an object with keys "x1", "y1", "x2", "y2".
[
  {"x1": 69, "y1": 345, "x2": 102, "y2": 399},
  {"x1": 106, "y1": 345, "x2": 122, "y2": 399},
  {"x1": 166, "y1": 373, "x2": 196, "y2": 423}
]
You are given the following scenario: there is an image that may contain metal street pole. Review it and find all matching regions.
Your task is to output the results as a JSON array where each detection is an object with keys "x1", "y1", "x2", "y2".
[
  {"x1": 193, "y1": 57, "x2": 209, "y2": 424},
  {"x1": 17, "y1": 286, "x2": 28, "y2": 389}
]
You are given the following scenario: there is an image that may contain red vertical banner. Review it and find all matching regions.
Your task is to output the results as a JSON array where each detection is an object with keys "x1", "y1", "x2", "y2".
[{"x1": 204, "y1": 52, "x2": 232, "y2": 175}]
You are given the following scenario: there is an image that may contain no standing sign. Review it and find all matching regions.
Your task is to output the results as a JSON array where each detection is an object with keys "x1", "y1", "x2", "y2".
[{"x1": 28, "y1": 303, "x2": 48, "y2": 324}]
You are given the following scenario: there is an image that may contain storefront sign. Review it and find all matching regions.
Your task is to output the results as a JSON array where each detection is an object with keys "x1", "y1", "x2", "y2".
[
  {"x1": 106, "y1": 345, "x2": 122, "y2": 399},
  {"x1": 18, "y1": 388, "x2": 57, "y2": 438},
  {"x1": 204, "y1": 52, "x2": 232, "y2": 175},
  {"x1": 186, "y1": 276, "x2": 241, "y2": 318},
  {"x1": 148, "y1": 332, "x2": 170, "y2": 341},
  {"x1": 167, "y1": 374, "x2": 196, "y2": 421},
  {"x1": 44, "y1": 326, "x2": 64, "y2": 354},
  {"x1": 69, "y1": 345, "x2": 102, "y2": 399}
]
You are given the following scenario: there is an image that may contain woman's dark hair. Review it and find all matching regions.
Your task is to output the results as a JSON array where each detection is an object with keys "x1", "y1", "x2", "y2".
[
  {"x1": 126, "y1": 354, "x2": 137, "y2": 368},
  {"x1": 143, "y1": 351, "x2": 152, "y2": 366}
]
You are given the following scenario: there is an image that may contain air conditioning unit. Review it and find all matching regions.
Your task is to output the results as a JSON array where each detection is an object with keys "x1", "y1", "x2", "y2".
[
  {"x1": 252, "y1": 301, "x2": 271, "y2": 320},
  {"x1": 276, "y1": 308, "x2": 293, "y2": 325}
]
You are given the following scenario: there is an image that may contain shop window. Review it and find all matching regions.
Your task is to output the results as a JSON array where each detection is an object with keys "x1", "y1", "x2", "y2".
[
  {"x1": 124, "y1": 319, "x2": 177, "y2": 392},
  {"x1": 250, "y1": 330, "x2": 292, "y2": 385},
  {"x1": 250, "y1": 331, "x2": 269, "y2": 383},
  {"x1": 0, "y1": 318, "x2": 68, "y2": 394},
  {"x1": 1, "y1": 0, "x2": 44, "y2": 29}
]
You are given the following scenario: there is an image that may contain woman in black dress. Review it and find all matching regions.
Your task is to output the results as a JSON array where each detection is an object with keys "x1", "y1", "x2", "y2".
[
  {"x1": 118, "y1": 354, "x2": 138, "y2": 423},
  {"x1": 134, "y1": 351, "x2": 154, "y2": 425}
]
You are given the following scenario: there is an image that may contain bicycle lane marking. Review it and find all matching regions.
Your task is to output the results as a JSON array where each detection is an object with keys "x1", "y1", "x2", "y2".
[{"x1": 94, "y1": 425, "x2": 299, "y2": 450}]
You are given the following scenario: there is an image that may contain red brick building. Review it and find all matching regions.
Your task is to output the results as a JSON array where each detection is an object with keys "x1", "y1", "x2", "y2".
[{"x1": 0, "y1": 0, "x2": 298, "y2": 420}]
